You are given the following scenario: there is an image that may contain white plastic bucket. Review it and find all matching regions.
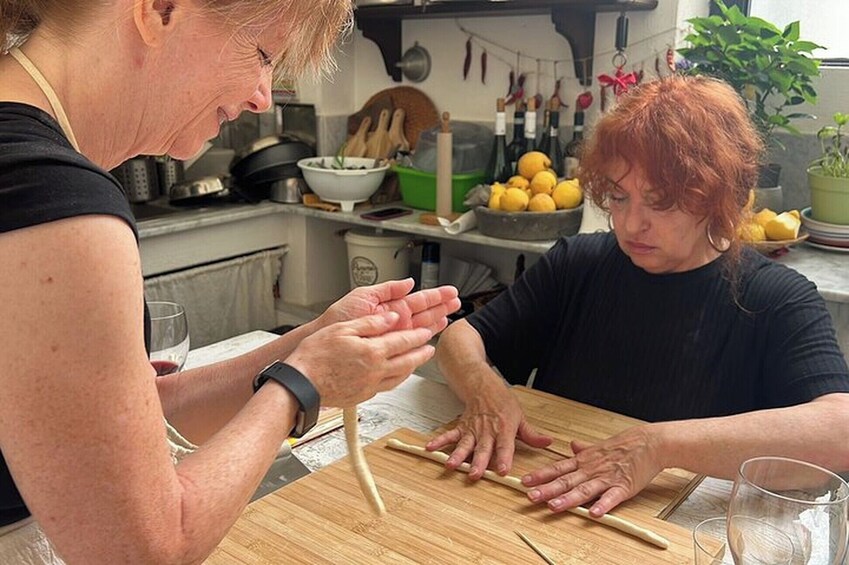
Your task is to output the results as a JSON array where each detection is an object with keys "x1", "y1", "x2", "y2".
[{"x1": 344, "y1": 228, "x2": 411, "y2": 289}]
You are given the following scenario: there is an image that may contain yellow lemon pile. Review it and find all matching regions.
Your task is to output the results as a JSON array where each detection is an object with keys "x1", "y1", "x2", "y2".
[
  {"x1": 487, "y1": 151, "x2": 583, "y2": 213},
  {"x1": 738, "y1": 208, "x2": 802, "y2": 243}
]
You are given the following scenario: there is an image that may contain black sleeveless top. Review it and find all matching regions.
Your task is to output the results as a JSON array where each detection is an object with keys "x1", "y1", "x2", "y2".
[{"x1": 0, "y1": 102, "x2": 148, "y2": 527}]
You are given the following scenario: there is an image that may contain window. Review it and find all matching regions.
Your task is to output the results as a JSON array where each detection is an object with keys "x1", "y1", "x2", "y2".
[{"x1": 747, "y1": 0, "x2": 848, "y2": 62}]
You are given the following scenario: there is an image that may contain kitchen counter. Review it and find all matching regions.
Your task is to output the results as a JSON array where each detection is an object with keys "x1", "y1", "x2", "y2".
[
  {"x1": 135, "y1": 200, "x2": 290, "y2": 277},
  {"x1": 269, "y1": 203, "x2": 849, "y2": 303}
]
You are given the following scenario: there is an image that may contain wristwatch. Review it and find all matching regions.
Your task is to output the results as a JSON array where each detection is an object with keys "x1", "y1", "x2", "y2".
[{"x1": 253, "y1": 361, "x2": 321, "y2": 438}]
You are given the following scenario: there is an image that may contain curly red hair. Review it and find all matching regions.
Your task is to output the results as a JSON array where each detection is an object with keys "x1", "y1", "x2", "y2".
[{"x1": 580, "y1": 75, "x2": 763, "y2": 261}]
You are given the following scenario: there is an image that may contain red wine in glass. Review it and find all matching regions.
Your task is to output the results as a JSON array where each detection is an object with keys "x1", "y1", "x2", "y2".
[{"x1": 151, "y1": 360, "x2": 180, "y2": 376}]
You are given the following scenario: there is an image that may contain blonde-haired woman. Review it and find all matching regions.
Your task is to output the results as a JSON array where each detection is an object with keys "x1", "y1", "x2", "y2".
[{"x1": 0, "y1": 1, "x2": 460, "y2": 562}]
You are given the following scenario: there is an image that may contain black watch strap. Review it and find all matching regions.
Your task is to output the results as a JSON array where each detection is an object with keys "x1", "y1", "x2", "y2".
[{"x1": 253, "y1": 361, "x2": 321, "y2": 438}]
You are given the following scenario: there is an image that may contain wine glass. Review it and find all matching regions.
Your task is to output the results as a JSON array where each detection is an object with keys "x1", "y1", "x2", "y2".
[
  {"x1": 695, "y1": 516, "x2": 794, "y2": 565},
  {"x1": 727, "y1": 456, "x2": 849, "y2": 565},
  {"x1": 148, "y1": 301, "x2": 189, "y2": 376}
]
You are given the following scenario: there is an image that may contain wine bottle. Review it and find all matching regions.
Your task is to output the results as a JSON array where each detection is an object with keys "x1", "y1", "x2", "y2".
[
  {"x1": 504, "y1": 99, "x2": 526, "y2": 175},
  {"x1": 521, "y1": 97, "x2": 537, "y2": 159},
  {"x1": 563, "y1": 106, "x2": 585, "y2": 179},
  {"x1": 538, "y1": 98, "x2": 563, "y2": 177},
  {"x1": 485, "y1": 98, "x2": 512, "y2": 184},
  {"x1": 537, "y1": 107, "x2": 550, "y2": 150}
]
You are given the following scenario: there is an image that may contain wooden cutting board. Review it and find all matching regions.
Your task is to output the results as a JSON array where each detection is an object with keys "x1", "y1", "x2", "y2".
[{"x1": 208, "y1": 387, "x2": 703, "y2": 564}]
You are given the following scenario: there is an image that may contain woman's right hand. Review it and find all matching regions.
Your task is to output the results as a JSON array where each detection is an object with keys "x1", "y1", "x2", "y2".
[
  {"x1": 425, "y1": 381, "x2": 552, "y2": 479},
  {"x1": 284, "y1": 311, "x2": 434, "y2": 407}
]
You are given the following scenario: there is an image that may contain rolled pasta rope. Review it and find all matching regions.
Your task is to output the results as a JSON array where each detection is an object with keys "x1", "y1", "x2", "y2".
[
  {"x1": 386, "y1": 438, "x2": 669, "y2": 550},
  {"x1": 344, "y1": 407, "x2": 386, "y2": 515}
]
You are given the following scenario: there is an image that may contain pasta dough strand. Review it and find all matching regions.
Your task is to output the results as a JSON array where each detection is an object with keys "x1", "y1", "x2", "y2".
[
  {"x1": 344, "y1": 407, "x2": 386, "y2": 515},
  {"x1": 386, "y1": 438, "x2": 669, "y2": 549}
]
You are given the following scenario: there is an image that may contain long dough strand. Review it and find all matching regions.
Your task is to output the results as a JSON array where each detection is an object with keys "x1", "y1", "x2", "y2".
[
  {"x1": 344, "y1": 407, "x2": 386, "y2": 515},
  {"x1": 386, "y1": 438, "x2": 669, "y2": 549}
]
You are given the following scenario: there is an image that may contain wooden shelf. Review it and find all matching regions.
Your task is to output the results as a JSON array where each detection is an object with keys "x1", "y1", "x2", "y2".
[{"x1": 355, "y1": 0, "x2": 658, "y2": 85}]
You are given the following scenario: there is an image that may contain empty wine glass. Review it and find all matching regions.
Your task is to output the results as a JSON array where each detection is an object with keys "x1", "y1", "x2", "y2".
[
  {"x1": 727, "y1": 456, "x2": 849, "y2": 565},
  {"x1": 148, "y1": 301, "x2": 189, "y2": 376},
  {"x1": 695, "y1": 516, "x2": 793, "y2": 565},
  {"x1": 695, "y1": 517, "x2": 736, "y2": 565}
]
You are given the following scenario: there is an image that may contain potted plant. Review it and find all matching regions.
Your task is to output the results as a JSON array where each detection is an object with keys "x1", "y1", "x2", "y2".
[
  {"x1": 678, "y1": 0, "x2": 822, "y2": 197},
  {"x1": 808, "y1": 112, "x2": 849, "y2": 225}
]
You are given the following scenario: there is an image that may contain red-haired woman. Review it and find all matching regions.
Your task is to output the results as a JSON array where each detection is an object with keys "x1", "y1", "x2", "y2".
[{"x1": 432, "y1": 75, "x2": 849, "y2": 518}]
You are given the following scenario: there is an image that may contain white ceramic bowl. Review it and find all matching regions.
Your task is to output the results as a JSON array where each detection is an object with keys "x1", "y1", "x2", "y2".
[{"x1": 297, "y1": 157, "x2": 390, "y2": 212}]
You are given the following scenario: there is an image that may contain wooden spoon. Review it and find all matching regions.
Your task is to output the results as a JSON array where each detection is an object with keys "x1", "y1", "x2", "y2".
[
  {"x1": 344, "y1": 116, "x2": 371, "y2": 158},
  {"x1": 365, "y1": 108, "x2": 393, "y2": 160}
]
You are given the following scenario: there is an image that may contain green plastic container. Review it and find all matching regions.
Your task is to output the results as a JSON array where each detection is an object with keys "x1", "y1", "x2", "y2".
[
  {"x1": 808, "y1": 166, "x2": 849, "y2": 225},
  {"x1": 393, "y1": 165, "x2": 485, "y2": 213}
]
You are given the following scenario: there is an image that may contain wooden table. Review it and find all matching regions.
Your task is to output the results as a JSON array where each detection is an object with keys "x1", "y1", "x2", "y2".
[{"x1": 189, "y1": 332, "x2": 734, "y2": 564}]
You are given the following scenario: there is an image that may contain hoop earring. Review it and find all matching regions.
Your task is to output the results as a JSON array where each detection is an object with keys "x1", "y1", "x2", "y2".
[
  {"x1": 706, "y1": 223, "x2": 728, "y2": 253},
  {"x1": 607, "y1": 214, "x2": 614, "y2": 231}
]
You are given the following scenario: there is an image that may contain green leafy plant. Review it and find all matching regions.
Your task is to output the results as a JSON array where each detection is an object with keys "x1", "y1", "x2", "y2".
[
  {"x1": 812, "y1": 113, "x2": 849, "y2": 178},
  {"x1": 678, "y1": 0, "x2": 823, "y2": 147}
]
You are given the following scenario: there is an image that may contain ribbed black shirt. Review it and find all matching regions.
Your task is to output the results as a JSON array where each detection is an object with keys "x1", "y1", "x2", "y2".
[
  {"x1": 0, "y1": 102, "x2": 147, "y2": 527},
  {"x1": 467, "y1": 232, "x2": 849, "y2": 422}
]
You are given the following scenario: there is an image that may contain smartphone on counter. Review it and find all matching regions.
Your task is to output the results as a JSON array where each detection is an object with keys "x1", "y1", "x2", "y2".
[{"x1": 360, "y1": 207, "x2": 414, "y2": 221}]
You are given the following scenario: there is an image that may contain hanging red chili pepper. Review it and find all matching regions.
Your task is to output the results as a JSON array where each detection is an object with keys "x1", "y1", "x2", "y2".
[
  {"x1": 463, "y1": 37, "x2": 472, "y2": 80},
  {"x1": 505, "y1": 70, "x2": 515, "y2": 98},
  {"x1": 655, "y1": 54, "x2": 662, "y2": 78},
  {"x1": 666, "y1": 46, "x2": 676, "y2": 73},
  {"x1": 600, "y1": 85, "x2": 608, "y2": 112},
  {"x1": 481, "y1": 50, "x2": 487, "y2": 84},
  {"x1": 505, "y1": 73, "x2": 526, "y2": 106},
  {"x1": 550, "y1": 78, "x2": 567, "y2": 108}
]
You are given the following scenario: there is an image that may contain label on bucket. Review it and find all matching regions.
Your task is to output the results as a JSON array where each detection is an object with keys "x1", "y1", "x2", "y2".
[{"x1": 350, "y1": 256, "x2": 379, "y2": 286}]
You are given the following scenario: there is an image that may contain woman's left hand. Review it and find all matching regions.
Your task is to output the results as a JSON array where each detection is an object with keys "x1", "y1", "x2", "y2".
[
  {"x1": 521, "y1": 425, "x2": 664, "y2": 518},
  {"x1": 320, "y1": 279, "x2": 461, "y2": 334}
]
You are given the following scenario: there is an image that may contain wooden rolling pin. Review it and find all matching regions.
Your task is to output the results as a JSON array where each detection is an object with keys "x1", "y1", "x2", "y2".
[{"x1": 435, "y1": 111, "x2": 453, "y2": 219}]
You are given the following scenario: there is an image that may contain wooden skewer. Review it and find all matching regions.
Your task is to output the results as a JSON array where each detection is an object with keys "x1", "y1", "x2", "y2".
[
  {"x1": 344, "y1": 407, "x2": 386, "y2": 515},
  {"x1": 516, "y1": 531, "x2": 558, "y2": 565},
  {"x1": 385, "y1": 439, "x2": 670, "y2": 549}
]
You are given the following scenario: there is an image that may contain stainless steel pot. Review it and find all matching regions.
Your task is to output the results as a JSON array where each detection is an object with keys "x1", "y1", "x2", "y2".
[
  {"x1": 169, "y1": 176, "x2": 228, "y2": 204},
  {"x1": 269, "y1": 177, "x2": 306, "y2": 204}
]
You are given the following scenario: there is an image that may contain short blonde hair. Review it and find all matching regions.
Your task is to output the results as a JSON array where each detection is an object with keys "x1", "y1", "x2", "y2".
[{"x1": 1, "y1": 0, "x2": 352, "y2": 78}]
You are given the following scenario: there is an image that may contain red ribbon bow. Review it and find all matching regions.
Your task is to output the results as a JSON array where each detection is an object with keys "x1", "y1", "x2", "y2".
[{"x1": 597, "y1": 67, "x2": 639, "y2": 97}]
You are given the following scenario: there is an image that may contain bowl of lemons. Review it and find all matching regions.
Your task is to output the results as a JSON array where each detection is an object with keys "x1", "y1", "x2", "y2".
[
  {"x1": 739, "y1": 203, "x2": 808, "y2": 255},
  {"x1": 474, "y1": 151, "x2": 584, "y2": 241}
]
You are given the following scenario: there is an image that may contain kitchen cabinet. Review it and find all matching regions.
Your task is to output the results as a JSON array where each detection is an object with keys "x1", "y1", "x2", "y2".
[{"x1": 355, "y1": 0, "x2": 658, "y2": 84}]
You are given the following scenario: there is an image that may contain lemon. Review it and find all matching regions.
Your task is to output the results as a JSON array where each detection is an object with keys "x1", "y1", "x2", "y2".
[
  {"x1": 788, "y1": 209, "x2": 800, "y2": 220},
  {"x1": 517, "y1": 151, "x2": 552, "y2": 181},
  {"x1": 552, "y1": 179, "x2": 582, "y2": 210},
  {"x1": 764, "y1": 212, "x2": 801, "y2": 241},
  {"x1": 530, "y1": 170, "x2": 557, "y2": 195},
  {"x1": 528, "y1": 193, "x2": 557, "y2": 212},
  {"x1": 488, "y1": 184, "x2": 506, "y2": 210},
  {"x1": 753, "y1": 208, "x2": 777, "y2": 228},
  {"x1": 500, "y1": 187, "x2": 530, "y2": 212},
  {"x1": 738, "y1": 222, "x2": 766, "y2": 243},
  {"x1": 506, "y1": 175, "x2": 530, "y2": 190}
]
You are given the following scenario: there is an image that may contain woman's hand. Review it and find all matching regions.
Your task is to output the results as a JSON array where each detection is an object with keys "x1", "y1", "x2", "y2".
[
  {"x1": 425, "y1": 380, "x2": 552, "y2": 479},
  {"x1": 521, "y1": 425, "x2": 664, "y2": 517},
  {"x1": 285, "y1": 311, "x2": 436, "y2": 407},
  {"x1": 320, "y1": 278, "x2": 461, "y2": 335}
]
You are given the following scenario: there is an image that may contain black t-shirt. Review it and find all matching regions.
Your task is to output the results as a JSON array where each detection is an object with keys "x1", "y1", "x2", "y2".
[
  {"x1": 467, "y1": 232, "x2": 849, "y2": 422},
  {"x1": 0, "y1": 102, "x2": 146, "y2": 527}
]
